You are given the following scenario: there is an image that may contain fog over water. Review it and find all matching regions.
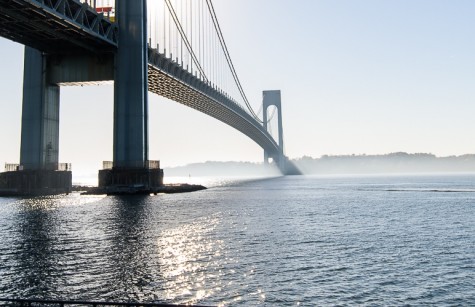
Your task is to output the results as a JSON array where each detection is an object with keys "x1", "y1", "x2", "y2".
[{"x1": 162, "y1": 153, "x2": 475, "y2": 178}]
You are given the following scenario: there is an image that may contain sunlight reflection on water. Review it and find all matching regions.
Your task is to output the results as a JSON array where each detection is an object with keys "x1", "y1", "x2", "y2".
[{"x1": 157, "y1": 216, "x2": 224, "y2": 304}]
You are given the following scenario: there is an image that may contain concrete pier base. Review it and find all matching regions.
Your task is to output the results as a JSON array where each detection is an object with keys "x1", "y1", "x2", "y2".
[
  {"x1": 98, "y1": 168, "x2": 163, "y2": 194},
  {"x1": 0, "y1": 170, "x2": 72, "y2": 196}
]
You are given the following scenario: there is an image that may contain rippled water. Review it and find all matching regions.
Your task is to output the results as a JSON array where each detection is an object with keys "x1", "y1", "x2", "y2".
[{"x1": 0, "y1": 174, "x2": 474, "y2": 306}]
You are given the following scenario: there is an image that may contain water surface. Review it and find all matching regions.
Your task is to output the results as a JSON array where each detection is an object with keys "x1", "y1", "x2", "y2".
[{"x1": 0, "y1": 174, "x2": 474, "y2": 305}]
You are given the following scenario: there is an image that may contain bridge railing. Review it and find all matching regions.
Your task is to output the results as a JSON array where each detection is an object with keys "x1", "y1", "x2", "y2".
[
  {"x1": 103, "y1": 161, "x2": 113, "y2": 170},
  {"x1": 102, "y1": 161, "x2": 161, "y2": 170},
  {"x1": 147, "y1": 46, "x2": 248, "y2": 115},
  {"x1": 147, "y1": 47, "x2": 280, "y2": 155},
  {"x1": 4, "y1": 163, "x2": 20, "y2": 172},
  {"x1": 4, "y1": 163, "x2": 71, "y2": 172},
  {"x1": 146, "y1": 160, "x2": 161, "y2": 169},
  {"x1": 56, "y1": 163, "x2": 73, "y2": 171},
  {"x1": 148, "y1": 48, "x2": 257, "y2": 122},
  {"x1": 81, "y1": 0, "x2": 116, "y2": 22}
]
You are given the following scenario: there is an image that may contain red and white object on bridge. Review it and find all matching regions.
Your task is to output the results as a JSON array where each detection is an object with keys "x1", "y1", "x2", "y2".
[{"x1": 81, "y1": 0, "x2": 116, "y2": 21}]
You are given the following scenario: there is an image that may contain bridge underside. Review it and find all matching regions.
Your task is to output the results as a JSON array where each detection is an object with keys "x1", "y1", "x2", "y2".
[
  {"x1": 148, "y1": 68, "x2": 279, "y2": 159},
  {"x1": 0, "y1": 0, "x2": 117, "y2": 53},
  {"x1": 147, "y1": 49, "x2": 281, "y2": 161},
  {"x1": 49, "y1": 53, "x2": 282, "y2": 162},
  {"x1": 0, "y1": 0, "x2": 280, "y2": 163}
]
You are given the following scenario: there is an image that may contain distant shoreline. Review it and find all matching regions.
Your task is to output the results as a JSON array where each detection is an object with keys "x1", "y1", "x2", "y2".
[{"x1": 163, "y1": 152, "x2": 475, "y2": 176}]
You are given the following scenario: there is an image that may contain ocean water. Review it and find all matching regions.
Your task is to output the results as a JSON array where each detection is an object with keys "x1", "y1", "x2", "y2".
[{"x1": 0, "y1": 174, "x2": 474, "y2": 306}]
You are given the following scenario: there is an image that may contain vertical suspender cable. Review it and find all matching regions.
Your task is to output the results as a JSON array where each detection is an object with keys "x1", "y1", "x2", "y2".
[
  {"x1": 180, "y1": 0, "x2": 183, "y2": 65},
  {"x1": 208, "y1": 12, "x2": 211, "y2": 83},
  {"x1": 199, "y1": 0, "x2": 201, "y2": 79},
  {"x1": 213, "y1": 21, "x2": 217, "y2": 84},
  {"x1": 205, "y1": 0, "x2": 263, "y2": 123},
  {"x1": 164, "y1": 0, "x2": 208, "y2": 81},
  {"x1": 170, "y1": 0, "x2": 173, "y2": 58},
  {"x1": 207, "y1": 6, "x2": 210, "y2": 83},
  {"x1": 175, "y1": 0, "x2": 178, "y2": 61},
  {"x1": 148, "y1": 1, "x2": 151, "y2": 46},
  {"x1": 185, "y1": 0, "x2": 188, "y2": 69},
  {"x1": 163, "y1": 0, "x2": 166, "y2": 54},
  {"x1": 190, "y1": 0, "x2": 193, "y2": 73}
]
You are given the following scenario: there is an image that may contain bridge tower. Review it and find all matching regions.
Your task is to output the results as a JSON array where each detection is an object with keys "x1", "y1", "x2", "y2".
[
  {"x1": 98, "y1": 0, "x2": 163, "y2": 191},
  {"x1": 263, "y1": 90, "x2": 285, "y2": 169},
  {"x1": 0, "y1": 46, "x2": 73, "y2": 195},
  {"x1": 113, "y1": 0, "x2": 148, "y2": 168}
]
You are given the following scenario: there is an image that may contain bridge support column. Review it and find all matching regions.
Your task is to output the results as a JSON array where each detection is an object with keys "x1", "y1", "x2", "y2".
[
  {"x1": 20, "y1": 47, "x2": 60, "y2": 169},
  {"x1": 113, "y1": 0, "x2": 149, "y2": 169},
  {"x1": 99, "y1": 0, "x2": 163, "y2": 192},
  {"x1": 261, "y1": 90, "x2": 301, "y2": 175},
  {"x1": 0, "y1": 47, "x2": 71, "y2": 196}
]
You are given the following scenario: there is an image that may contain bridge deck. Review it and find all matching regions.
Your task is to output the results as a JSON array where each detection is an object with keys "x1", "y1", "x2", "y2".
[
  {"x1": 0, "y1": 0, "x2": 281, "y2": 160},
  {"x1": 0, "y1": 0, "x2": 118, "y2": 53},
  {"x1": 147, "y1": 48, "x2": 280, "y2": 158}
]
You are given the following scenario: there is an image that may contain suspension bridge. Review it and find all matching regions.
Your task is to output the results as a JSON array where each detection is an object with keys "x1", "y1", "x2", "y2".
[{"x1": 0, "y1": 0, "x2": 298, "y2": 195}]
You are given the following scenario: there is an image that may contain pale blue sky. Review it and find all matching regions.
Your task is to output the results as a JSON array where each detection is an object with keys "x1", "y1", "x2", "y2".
[{"x1": 1, "y1": 0, "x2": 475, "y2": 176}]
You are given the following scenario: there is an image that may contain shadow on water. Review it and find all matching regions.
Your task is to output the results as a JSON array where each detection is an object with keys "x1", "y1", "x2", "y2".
[
  {"x1": 9, "y1": 197, "x2": 61, "y2": 298},
  {"x1": 4, "y1": 195, "x2": 161, "y2": 302},
  {"x1": 103, "y1": 195, "x2": 158, "y2": 302}
]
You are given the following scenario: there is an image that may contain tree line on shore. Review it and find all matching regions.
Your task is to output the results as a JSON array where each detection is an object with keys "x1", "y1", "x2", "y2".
[
  {"x1": 293, "y1": 152, "x2": 475, "y2": 174},
  {"x1": 164, "y1": 152, "x2": 475, "y2": 176}
]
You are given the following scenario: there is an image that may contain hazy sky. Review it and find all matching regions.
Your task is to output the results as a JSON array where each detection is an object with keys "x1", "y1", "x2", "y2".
[{"x1": 1, "y1": 0, "x2": 475, "y2": 176}]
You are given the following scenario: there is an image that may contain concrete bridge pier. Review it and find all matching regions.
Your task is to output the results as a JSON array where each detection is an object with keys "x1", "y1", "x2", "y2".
[{"x1": 98, "y1": 0, "x2": 163, "y2": 192}]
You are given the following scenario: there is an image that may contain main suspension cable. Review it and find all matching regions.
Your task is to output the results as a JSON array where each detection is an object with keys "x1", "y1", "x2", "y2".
[
  {"x1": 164, "y1": 0, "x2": 208, "y2": 82},
  {"x1": 205, "y1": 0, "x2": 263, "y2": 123}
]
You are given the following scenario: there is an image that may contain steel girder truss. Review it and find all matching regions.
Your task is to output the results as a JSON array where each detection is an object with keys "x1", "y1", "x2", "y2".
[
  {"x1": 147, "y1": 48, "x2": 281, "y2": 159},
  {"x1": 0, "y1": 0, "x2": 117, "y2": 53}
]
